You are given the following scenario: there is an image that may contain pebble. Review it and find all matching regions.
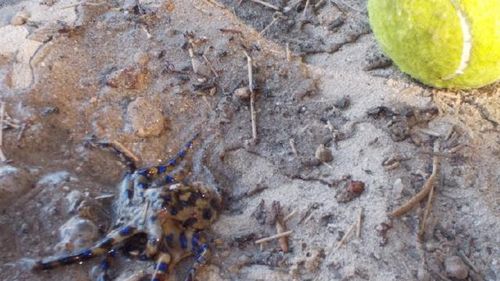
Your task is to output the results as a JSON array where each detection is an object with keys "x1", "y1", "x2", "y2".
[
  {"x1": 333, "y1": 96, "x2": 350, "y2": 110},
  {"x1": 127, "y1": 97, "x2": 166, "y2": 137},
  {"x1": 315, "y1": 144, "x2": 333, "y2": 162},
  {"x1": 336, "y1": 180, "x2": 365, "y2": 203},
  {"x1": 11, "y1": 10, "x2": 30, "y2": 26},
  {"x1": 234, "y1": 87, "x2": 251, "y2": 100},
  {"x1": 347, "y1": 180, "x2": 365, "y2": 194},
  {"x1": 445, "y1": 256, "x2": 468, "y2": 280},
  {"x1": 0, "y1": 166, "x2": 32, "y2": 209},
  {"x1": 65, "y1": 190, "x2": 84, "y2": 214},
  {"x1": 55, "y1": 216, "x2": 99, "y2": 252},
  {"x1": 393, "y1": 178, "x2": 404, "y2": 199},
  {"x1": 134, "y1": 52, "x2": 150, "y2": 67},
  {"x1": 304, "y1": 249, "x2": 325, "y2": 272},
  {"x1": 37, "y1": 171, "x2": 70, "y2": 188},
  {"x1": 106, "y1": 66, "x2": 148, "y2": 90},
  {"x1": 191, "y1": 57, "x2": 212, "y2": 77}
]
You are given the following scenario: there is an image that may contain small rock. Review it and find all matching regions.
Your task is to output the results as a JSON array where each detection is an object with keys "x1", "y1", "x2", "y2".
[
  {"x1": 234, "y1": 87, "x2": 251, "y2": 100},
  {"x1": 250, "y1": 199, "x2": 267, "y2": 225},
  {"x1": 11, "y1": 11, "x2": 30, "y2": 26},
  {"x1": 55, "y1": 216, "x2": 99, "y2": 252},
  {"x1": 127, "y1": 97, "x2": 166, "y2": 137},
  {"x1": 445, "y1": 256, "x2": 468, "y2": 280},
  {"x1": 347, "y1": 180, "x2": 365, "y2": 194},
  {"x1": 0, "y1": 166, "x2": 32, "y2": 209},
  {"x1": 393, "y1": 178, "x2": 404, "y2": 199},
  {"x1": 65, "y1": 190, "x2": 84, "y2": 214},
  {"x1": 336, "y1": 180, "x2": 365, "y2": 203},
  {"x1": 106, "y1": 66, "x2": 148, "y2": 89},
  {"x1": 304, "y1": 249, "x2": 325, "y2": 272},
  {"x1": 77, "y1": 199, "x2": 110, "y2": 232},
  {"x1": 417, "y1": 267, "x2": 431, "y2": 281},
  {"x1": 37, "y1": 171, "x2": 70, "y2": 188},
  {"x1": 134, "y1": 52, "x2": 150, "y2": 67},
  {"x1": 315, "y1": 144, "x2": 333, "y2": 162},
  {"x1": 191, "y1": 57, "x2": 212, "y2": 77},
  {"x1": 333, "y1": 96, "x2": 350, "y2": 110},
  {"x1": 366, "y1": 106, "x2": 396, "y2": 119},
  {"x1": 388, "y1": 119, "x2": 411, "y2": 142}
]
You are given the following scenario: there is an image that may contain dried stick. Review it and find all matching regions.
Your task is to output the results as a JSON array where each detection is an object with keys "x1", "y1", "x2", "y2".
[
  {"x1": 390, "y1": 141, "x2": 441, "y2": 218},
  {"x1": 248, "y1": 0, "x2": 280, "y2": 10},
  {"x1": 284, "y1": 209, "x2": 297, "y2": 222},
  {"x1": 244, "y1": 51, "x2": 258, "y2": 143},
  {"x1": 202, "y1": 54, "x2": 219, "y2": 78},
  {"x1": 356, "y1": 207, "x2": 363, "y2": 238},
  {"x1": 271, "y1": 201, "x2": 289, "y2": 252},
  {"x1": 303, "y1": 0, "x2": 310, "y2": 17},
  {"x1": 255, "y1": 230, "x2": 293, "y2": 244},
  {"x1": 289, "y1": 138, "x2": 298, "y2": 157},
  {"x1": 110, "y1": 140, "x2": 141, "y2": 164},
  {"x1": 260, "y1": 17, "x2": 278, "y2": 35},
  {"x1": 0, "y1": 102, "x2": 4, "y2": 147},
  {"x1": 335, "y1": 222, "x2": 356, "y2": 250},
  {"x1": 0, "y1": 102, "x2": 6, "y2": 162},
  {"x1": 61, "y1": 1, "x2": 107, "y2": 9},
  {"x1": 285, "y1": 43, "x2": 291, "y2": 62},
  {"x1": 418, "y1": 172, "x2": 437, "y2": 239},
  {"x1": 458, "y1": 251, "x2": 480, "y2": 273}
]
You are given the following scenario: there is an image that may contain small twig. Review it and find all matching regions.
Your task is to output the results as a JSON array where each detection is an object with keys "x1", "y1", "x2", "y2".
[
  {"x1": 272, "y1": 201, "x2": 289, "y2": 252},
  {"x1": 418, "y1": 178, "x2": 436, "y2": 239},
  {"x1": 390, "y1": 141, "x2": 441, "y2": 217},
  {"x1": 419, "y1": 128, "x2": 442, "y2": 137},
  {"x1": 314, "y1": 0, "x2": 326, "y2": 9},
  {"x1": 141, "y1": 25, "x2": 152, "y2": 39},
  {"x1": 0, "y1": 102, "x2": 4, "y2": 147},
  {"x1": 356, "y1": 207, "x2": 363, "y2": 238},
  {"x1": 16, "y1": 123, "x2": 27, "y2": 141},
  {"x1": 303, "y1": 0, "x2": 310, "y2": 17},
  {"x1": 94, "y1": 193, "x2": 115, "y2": 200},
  {"x1": 458, "y1": 251, "x2": 480, "y2": 273},
  {"x1": 243, "y1": 51, "x2": 258, "y2": 143},
  {"x1": 142, "y1": 200, "x2": 151, "y2": 225},
  {"x1": 248, "y1": 0, "x2": 280, "y2": 10},
  {"x1": 289, "y1": 138, "x2": 298, "y2": 156},
  {"x1": 0, "y1": 102, "x2": 6, "y2": 162},
  {"x1": 188, "y1": 46, "x2": 197, "y2": 73},
  {"x1": 446, "y1": 143, "x2": 466, "y2": 154},
  {"x1": 418, "y1": 146, "x2": 440, "y2": 240},
  {"x1": 110, "y1": 140, "x2": 141, "y2": 164},
  {"x1": 260, "y1": 17, "x2": 278, "y2": 36},
  {"x1": 202, "y1": 53, "x2": 219, "y2": 78},
  {"x1": 255, "y1": 230, "x2": 293, "y2": 244},
  {"x1": 219, "y1": 28, "x2": 243, "y2": 35},
  {"x1": 285, "y1": 43, "x2": 291, "y2": 61},
  {"x1": 61, "y1": 1, "x2": 107, "y2": 9},
  {"x1": 202, "y1": 0, "x2": 225, "y2": 9},
  {"x1": 283, "y1": 209, "x2": 297, "y2": 222},
  {"x1": 335, "y1": 222, "x2": 356, "y2": 250},
  {"x1": 298, "y1": 204, "x2": 317, "y2": 224}
]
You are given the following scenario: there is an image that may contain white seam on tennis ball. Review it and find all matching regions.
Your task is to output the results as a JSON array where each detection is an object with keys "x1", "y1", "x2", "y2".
[{"x1": 443, "y1": 0, "x2": 472, "y2": 80}]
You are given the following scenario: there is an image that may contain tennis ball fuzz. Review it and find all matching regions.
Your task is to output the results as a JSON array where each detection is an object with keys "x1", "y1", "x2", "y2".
[{"x1": 368, "y1": 0, "x2": 500, "y2": 89}]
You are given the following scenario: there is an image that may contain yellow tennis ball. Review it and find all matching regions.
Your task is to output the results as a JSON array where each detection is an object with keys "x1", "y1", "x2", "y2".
[{"x1": 368, "y1": 0, "x2": 500, "y2": 89}]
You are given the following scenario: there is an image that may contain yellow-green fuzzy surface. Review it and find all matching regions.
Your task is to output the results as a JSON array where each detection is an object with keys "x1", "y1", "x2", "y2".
[{"x1": 368, "y1": 0, "x2": 500, "y2": 89}]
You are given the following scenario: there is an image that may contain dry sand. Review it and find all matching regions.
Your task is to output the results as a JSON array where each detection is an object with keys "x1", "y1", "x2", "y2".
[{"x1": 0, "y1": 1, "x2": 498, "y2": 281}]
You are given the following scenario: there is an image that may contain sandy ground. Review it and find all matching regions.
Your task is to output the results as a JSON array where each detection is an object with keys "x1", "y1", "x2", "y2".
[{"x1": 0, "y1": 1, "x2": 498, "y2": 281}]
